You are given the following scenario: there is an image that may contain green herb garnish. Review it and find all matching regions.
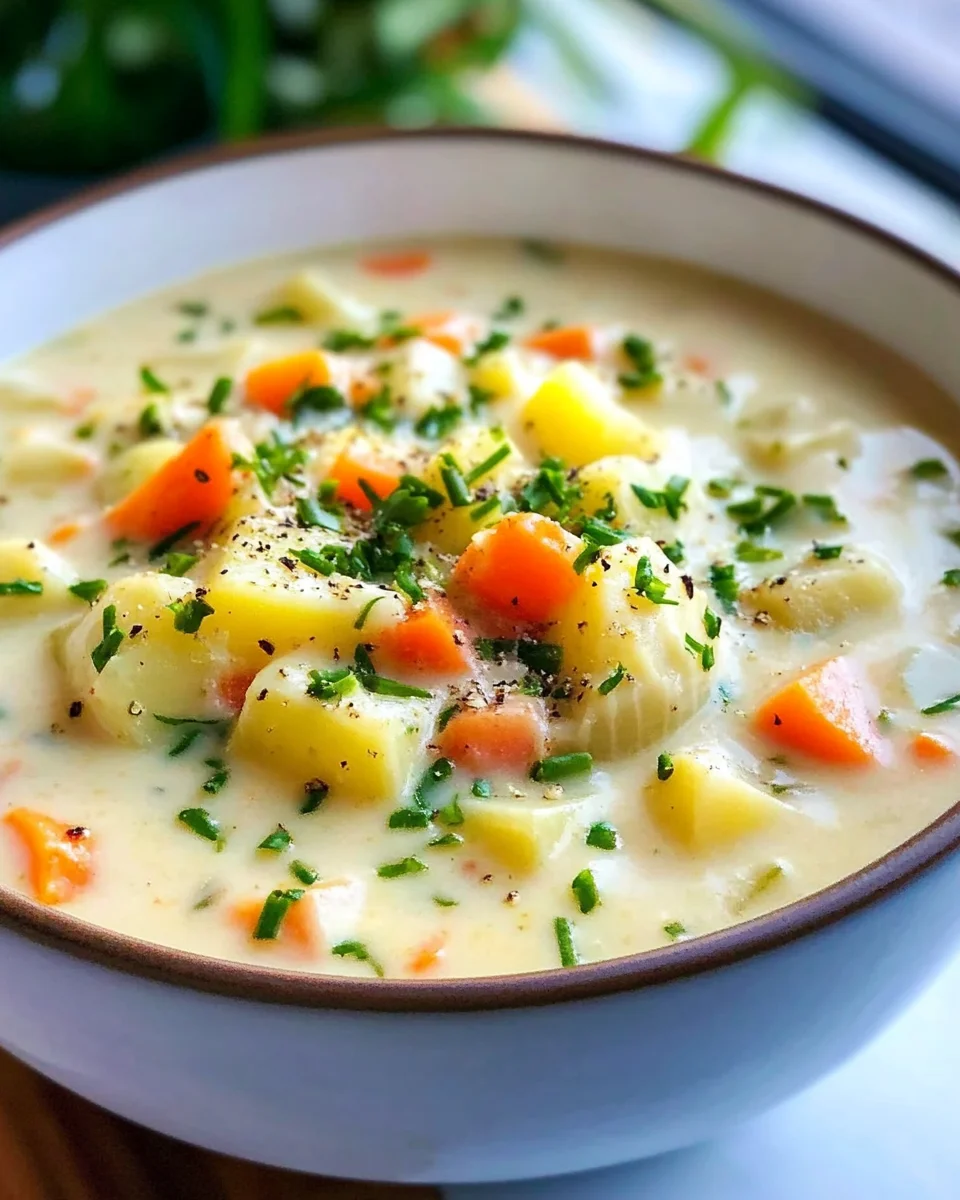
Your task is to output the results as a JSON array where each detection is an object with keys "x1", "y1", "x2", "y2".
[
  {"x1": 465, "y1": 330, "x2": 510, "y2": 366},
  {"x1": 619, "y1": 334, "x2": 661, "y2": 391},
  {"x1": 290, "y1": 860, "x2": 319, "y2": 885},
  {"x1": 663, "y1": 921, "x2": 687, "y2": 941},
  {"x1": 207, "y1": 376, "x2": 232, "y2": 414},
  {"x1": 439, "y1": 454, "x2": 473, "y2": 507},
  {"x1": 0, "y1": 579, "x2": 42, "y2": 596},
  {"x1": 258, "y1": 825, "x2": 292, "y2": 853},
  {"x1": 531, "y1": 752, "x2": 592, "y2": 783},
  {"x1": 201, "y1": 758, "x2": 229, "y2": 795},
  {"x1": 634, "y1": 555, "x2": 678, "y2": 605},
  {"x1": 354, "y1": 596, "x2": 385, "y2": 630},
  {"x1": 493, "y1": 295, "x2": 525, "y2": 320},
  {"x1": 68, "y1": 579, "x2": 107, "y2": 605},
  {"x1": 554, "y1": 916, "x2": 580, "y2": 967},
  {"x1": 586, "y1": 821, "x2": 619, "y2": 850},
  {"x1": 377, "y1": 856, "x2": 427, "y2": 879},
  {"x1": 802, "y1": 493, "x2": 847, "y2": 524},
  {"x1": 472, "y1": 778, "x2": 492, "y2": 799},
  {"x1": 598, "y1": 663, "x2": 626, "y2": 695},
  {"x1": 306, "y1": 667, "x2": 357, "y2": 703},
  {"x1": 254, "y1": 304, "x2": 304, "y2": 325},
  {"x1": 168, "y1": 595, "x2": 215, "y2": 634},
  {"x1": 660, "y1": 539, "x2": 685, "y2": 565},
  {"x1": 656, "y1": 752, "x2": 674, "y2": 781},
  {"x1": 735, "y1": 541, "x2": 783, "y2": 563},
  {"x1": 290, "y1": 384, "x2": 346, "y2": 423},
  {"x1": 910, "y1": 458, "x2": 950, "y2": 480},
  {"x1": 91, "y1": 603, "x2": 124, "y2": 673},
  {"x1": 300, "y1": 779, "x2": 329, "y2": 813},
  {"x1": 178, "y1": 807, "x2": 222, "y2": 846},
  {"x1": 331, "y1": 940, "x2": 384, "y2": 977},
  {"x1": 465, "y1": 442, "x2": 511, "y2": 485},
  {"x1": 684, "y1": 633, "x2": 715, "y2": 671},
  {"x1": 921, "y1": 694, "x2": 960, "y2": 716},
  {"x1": 414, "y1": 404, "x2": 463, "y2": 440},
  {"x1": 428, "y1": 832, "x2": 464, "y2": 848},
  {"x1": 812, "y1": 544, "x2": 844, "y2": 560},
  {"x1": 709, "y1": 562, "x2": 739, "y2": 611},
  {"x1": 139, "y1": 365, "x2": 168, "y2": 393},
  {"x1": 433, "y1": 895, "x2": 459, "y2": 908},
  {"x1": 148, "y1": 520, "x2": 200, "y2": 562},
  {"x1": 571, "y1": 868, "x2": 600, "y2": 914},
  {"x1": 162, "y1": 552, "x2": 199, "y2": 577},
  {"x1": 253, "y1": 889, "x2": 304, "y2": 939},
  {"x1": 138, "y1": 402, "x2": 165, "y2": 439},
  {"x1": 943, "y1": 569, "x2": 960, "y2": 587},
  {"x1": 387, "y1": 808, "x2": 432, "y2": 829},
  {"x1": 323, "y1": 329, "x2": 375, "y2": 352}
]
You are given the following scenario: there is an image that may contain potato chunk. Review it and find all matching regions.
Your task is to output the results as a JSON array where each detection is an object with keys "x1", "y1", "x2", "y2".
[
  {"x1": 646, "y1": 748, "x2": 787, "y2": 852},
  {"x1": 60, "y1": 573, "x2": 228, "y2": 745},
  {"x1": 418, "y1": 427, "x2": 525, "y2": 553},
  {"x1": 740, "y1": 549, "x2": 901, "y2": 632},
  {"x1": 200, "y1": 513, "x2": 406, "y2": 668},
  {"x1": 469, "y1": 347, "x2": 535, "y2": 402},
  {"x1": 569, "y1": 441, "x2": 699, "y2": 540},
  {"x1": 0, "y1": 539, "x2": 78, "y2": 615},
  {"x1": 460, "y1": 796, "x2": 592, "y2": 874},
  {"x1": 520, "y1": 362, "x2": 660, "y2": 467},
  {"x1": 3, "y1": 429, "x2": 97, "y2": 488},
  {"x1": 387, "y1": 339, "x2": 465, "y2": 420},
  {"x1": 273, "y1": 270, "x2": 377, "y2": 331},
  {"x1": 96, "y1": 439, "x2": 182, "y2": 506},
  {"x1": 231, "y1": 655, "x2": 437, "y2": 801},
  {"x1": 550, "y1": 538, "x2": 717, "y2": 758}
]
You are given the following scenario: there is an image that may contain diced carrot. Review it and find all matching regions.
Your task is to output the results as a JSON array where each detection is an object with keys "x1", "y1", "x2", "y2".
[
  {"x1": 218, "y1": 668, "x2": 258, "y2": 714},
  {"x1": 437, "y1": 696, "x2": 547, "y2": 773},
  {"x1": 4, "y1": 808, "x2": 94, "y2": 905},
  {"x1": 232, "y1": 892, "x2": 322, "y2": 958},
  {"x1": 350, "y1": 376, "x2": 382, "y2": 406},
  {"x1": 407, "y1": 931, "x2": 447, "y2": 975},
  {"x1": 524, "y1": 325, "x2": 595, "y2": 360},
  {"x1": 244, "y1": 350, "x2": 330, "y2": 416},
  {"x1": 682, "y1": 353, "x2": 712, "y2": 377},
  {"x1": 753, "y1": 657, "x2": 884, "y2": 766},
  {"x1": 106, "y1": 422, "x2": 235, "y2": 542},
  {"x1": 406, "y1": 311, "x2": 479, "y2": 357},
  {"x1": 452, "y1": 511, "x2": 581, "y2": 624},
  {"x1": 911, "y1": 732, "x2": 956, "y2": 763},
  {"x1": 375, "y1": 602, "x2": 472, "y2": 679},
  {"x1": 48, "y1": 520, "x2": 83, "y2": 545},
  {"x1": 361, "y1": 250, "x2": 432, "y2": 277},
  {"x1": 329, "y1": 444, "x2": 402, "y2": 511}
]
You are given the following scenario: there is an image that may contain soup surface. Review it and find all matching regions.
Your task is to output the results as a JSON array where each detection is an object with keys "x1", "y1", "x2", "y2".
[{"x1": 0, "y1": 238, "x2": 958, "y2": 980}]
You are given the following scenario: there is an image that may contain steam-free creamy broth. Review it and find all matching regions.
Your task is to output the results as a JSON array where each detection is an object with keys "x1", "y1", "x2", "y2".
[{"x1": 0, "y1": 238, "x2": 958, "y2": 979}]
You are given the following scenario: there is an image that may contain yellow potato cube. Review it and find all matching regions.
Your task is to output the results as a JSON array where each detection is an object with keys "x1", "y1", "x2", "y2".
[
  {"x1": 274, "y1": 270, "x2": 377, "y2": 331},
  {"x1": 460, "y1": 797, "x2": 590, "y2": 875},
  {"x1": 231, "y1": 655, "x2": 437, "y2": 802},
  {"x1": 520, "y1": 362, "x2": 660, "y2": 467},
  {"x1": 200, "y1": 513, "x2": 406, "y2": 668},
  {"x1": 4, "y1": 429, "x2": 97, "y2": 488},
  {"x1": 0, "y1": 539, "x2": 78, "y2": 615},
  {"x1": 96, "y1": 438, "x2": 182, "y2": 505},
  {"x1": 646, "y1": 749, "x2": 787, "y2": 852},
  {"x1": 418, "y1": 427, "x2": 525, "y2": 554},
  {"x1": 469, "y1": 347, "x2": 535, "y2": 402},
  {"x1": 61, "y1": 573, "x2": 229, "y2": 745}
]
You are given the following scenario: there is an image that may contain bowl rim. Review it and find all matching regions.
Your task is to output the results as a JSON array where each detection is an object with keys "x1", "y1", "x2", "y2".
[{"x1": 2, "y1": 124, "x2": 959, "y2": 1013}]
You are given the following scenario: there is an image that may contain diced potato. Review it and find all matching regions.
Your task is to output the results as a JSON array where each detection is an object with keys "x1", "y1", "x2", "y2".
[
  {"x1": 738, "y1": 401, "x2": 859, "y2": 468},
  {"x1": 418, "y1": 427, "x2": 525, "y2": 554},
  {"x1": 520, "y1": 362, "x2": 660, "y2": 467},
  {"x1": 0, "y1": 374, "x2": 62, "y2": 411},
  {"x1": 274, "y1": 270, "x2": 377, "y2": 332},
  {"x1": 199, "y1": 513, "x2": 406, "y2": 667},
  {"x1": 231, "y1": 655, "x2": 437, "y2": 801},
  {"x1": 646, "y1": 748, "x2": 787, "y2": 852},
  {"x1": 569, "y1": 438, "x2": 700, "y2": 539},
  {"x1": 469, "y1": 347, "x2": 536, "y2": 402},
  {"x1": 0, "y1": 539, "x2": 79, "y2": 615},
  {"x1": 3, "y1": 429, "x2": 97, "y2": 488},
  {"x1": 387, "y1": 339, "x2": 465, "y2": 420},
  {"x1": 60, "y1": 573, "x2": 229, "y2": 745},
  {"x1": 550, "y1": 538, "x2": 716, "y2": 758},
  {"x1": 307, "y1": 876, "x2": 367, "y2": 946},
  {"x1": 460, "y1": 796, "x2": 592, "y2": 874},
  {"x1": 740, "y1": 549, "x2": 901, "y2": 632},
  {"x1": 96, "y1": 438, "x2": 182, "y2": 506}
]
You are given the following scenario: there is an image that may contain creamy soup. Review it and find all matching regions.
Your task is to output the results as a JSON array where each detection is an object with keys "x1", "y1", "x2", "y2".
[{"x1": 0, "y1": 238, "x2": 957, "y2": 980}]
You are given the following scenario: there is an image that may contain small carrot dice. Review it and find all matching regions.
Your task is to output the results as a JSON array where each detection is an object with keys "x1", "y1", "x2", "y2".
[
  {"x1": 245, "y1": 350, "x2": 331, "y2": 415},
  {"x1": 4, "y1": 808, "x2": 94, "y2": 905}
]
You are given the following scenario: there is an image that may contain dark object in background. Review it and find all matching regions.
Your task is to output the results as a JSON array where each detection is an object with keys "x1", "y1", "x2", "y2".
[
  {"x1": 0, "y1": 0, "x2": 520, "y2": 223},
  {"x1": 715, "y1": 0, "x2": 960, "y2": 199}
]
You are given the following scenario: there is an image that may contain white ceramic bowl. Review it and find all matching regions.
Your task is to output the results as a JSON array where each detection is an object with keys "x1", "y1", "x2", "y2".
[{"x1": 1, "y1": 130, "x2": 960, "y2": 1186}]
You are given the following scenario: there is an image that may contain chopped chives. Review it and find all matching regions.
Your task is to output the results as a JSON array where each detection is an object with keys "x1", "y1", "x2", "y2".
[
  {"x1": 148, "y1": 520, "x2": 201, "y2": 561},
  {"x1": 660, "y1": 539, "x2": 685, "y2": 565},
  {"x1": 465, "y1": 330, "x2": 510, "y2": 365},
  {"x1": 436, "y1": 796, "x2": 464, "y2": 827},
  {"x1": 168, "y1": 596, "x2": 215, "y2": 634},
  {"x1": 394, "y1": 562, "x2": 424, "y2": 604},
  {"x1": 531, "y1": 752, "x2": 592, "y2": 783},
  {"x1": 440, "y1": 456, "x2": 472, "y2": 507},
  {"x1": 361, "y1": 674, "x2": 432, "y2": 699},
  {"x1": 254, "y1": 304, "x2": 304, "y2": 325},
  {"x1": 598, "y1": 663, "x2": 626, "y2": 695},
  {"x1": 554, "y1": 916, "x2": 580, "y2": 967},
  {"x1": 709, "y1": 562, "x2": 739, "y2": 611},
  {"x1": 253, "y1": 889, "x2": 304, "y2": 939},
  {"x1": 306, "y1": 667, "x2": 357, "y2": 702},
  {"x1": 207, "y1": 375, "x2": 232, "y2": 414},
  {"x1": 492, "y1": 294, "x2": 525, "y2": 320},
  {"x1": 910, "y1": 458, "x2": 949, "y2": 480},
  {"x1": 300, "y1": 779, "x2": 329, "y2": 813},
  {"x1": 471, "y1": 778, "x2": 492, "y2": 798},
  {"x1": 437, "y1": 704, "x2": 460, "y2": 732},
  {"x1": 178, "y1": 807, "x2": 222, "y2": 845},
  {"x1": 427, "y1": 832, "x2": 464, "y2": 848},
  {"x1": 201, "y1": 758, "x2": 229, "y2": 795},
  {"x1": 943, "y1": 569, "x2": 960, "y2": 587},
  {"x1": 663, "y1": 920, "x2": 687, "y2": 941},
  {"x1": 331, "y1": 940, "x2": 384, "y2": 977},
  {"x1": 703, "y1": 607, "x2": 722, "y2": 639},
  {"x1": 802, "y1": 493, "x2": 847, "y2": 523},
  {"x1": 433, "y1": 895, "x2": 459, "y2": 907},
  {"x1": 0, "y1": 579, "x2": 42, "y2": 596},
  {"x1": 138, "y1": 401, "x2": 165, "y2": 438},
  {"x1": 377, "y1": 856, "x2": 427, "y2": 879},
  {"x1": 465, "y1": 442, "x2": 511, "y2": 485},
  {"x1": 354, "y1": 596, "x2": 385, "y2": 629},
  {"x1": 571, "y1": 868, "x2": 600, "y2": 914},
  {"x1": 257, "y1": 825, "x2": 292, "y2": 852},
  {"x1": 735, "y1": 541, "x2": 783, "y2": 563},
  {"x1": 657, "y1": 752, "x2": 674, "y2": 781},
  {"x1": 162, "y1": 552, "x2": 199, "y2": 577},
  {"x1": 290, "y1": 859, "x2": 319, "y2": 885},
  {"x1": 586, "y1": 821, "x2": 619, "y2": 850},
  {"x1": 813, "y1": 543, "x2": 844, "y2": 560},
  {"x1": 139, "y1": 365, "x2": 169, "y2": 393},
  {"x1": 68, "y1": 579, "x2": 107, "y2": 605},
  {"x1": 91, "y1": 604, "x2": 124, "y2": 673},
  {"x1": 517, "y1": 640, "x2": 563, "y2": 676},
  {"x1": 295, "y1": 495, "x2": 342, "y2": 531},
  {"x1": 387, "y1": 808, "x2": 431, "y2": 829},
  {"x1": 921, "y1": 694, "x2": 960, "y2": 716},
  {"x1": 470, "y1": 494, "x2": 501, "y2": 522},
  {"x1": 169, "y1": 727, "x2": 202, "y2": 757}
]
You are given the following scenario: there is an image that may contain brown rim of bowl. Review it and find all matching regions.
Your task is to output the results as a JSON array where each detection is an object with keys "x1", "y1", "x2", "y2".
[{"x1": 1, "y1": 126, "x2": 959, "y2": 1013}]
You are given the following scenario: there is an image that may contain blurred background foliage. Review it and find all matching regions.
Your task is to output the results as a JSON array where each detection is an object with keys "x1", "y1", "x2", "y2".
[{"x1": 0, "y1": 0, "x2": 523, "y2": 175}]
